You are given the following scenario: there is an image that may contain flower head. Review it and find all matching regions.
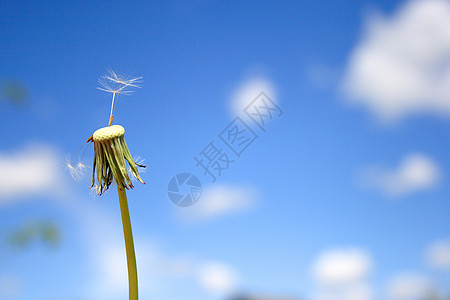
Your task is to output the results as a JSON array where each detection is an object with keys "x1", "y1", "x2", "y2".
[{"x1": 90, "y1": 124, "x2": 145, "y2": 195}]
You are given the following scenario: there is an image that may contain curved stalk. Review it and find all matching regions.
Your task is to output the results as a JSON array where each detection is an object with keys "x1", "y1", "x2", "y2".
[{"x1": 117, "y1": 187, "x2": 138, "y2": 300}]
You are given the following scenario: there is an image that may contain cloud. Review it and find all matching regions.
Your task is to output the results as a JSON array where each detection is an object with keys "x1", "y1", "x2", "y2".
[
  {"x1": 0, "y1": 144, "x2": 65, "y2": 203},
  {"x1": 230, "y1": 77, "x2": 277, "y2": 117},
  {"x1": 177, "y1": 184, "x2": 257, "y2": 222},
  {"x1": 312, "y1": 248, "x2": 373, "y2": 300},
  {"x1": 312, "y1": 248, "x2": 373, "y2": 286},
  {"x1": 74, "y1": 200, "x2": 127, "y2": 299},
  {"x1": 425, "y1": 239, "x2": 450, "y2": 270},
  {"x1": 95, "y1": 245, "x2": 128, "y2": 296},
  {"x1": 386, "y1": 273, "x2": 431, "y2": 300},
  {"x1": 341, "y1": 0, "x2": 450, "y2": 122},
  {"x1": 360, "y1": 153, "x2": 441, "y2": 197},
  {"x1": 197, "y1": 261, "x2": 238, "y2": 296},
  {"x1": 315, "y1": 283, "x2": 373, "y2": 300}
]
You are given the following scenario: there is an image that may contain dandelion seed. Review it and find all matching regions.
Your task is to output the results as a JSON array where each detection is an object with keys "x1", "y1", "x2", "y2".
[
  {"x1": 66, "y1": 158, "x2": 86, "y2": 181},
  {"x1": 97, "y1": 69, "x2": 142, "y2": 95},
  {"x1": 97, "y1": 69, "x2": 142, "y2": 127},
  {"x1": 89, "y1": 184, "x2": 102, "y2": 199},
  {"x1": 77, "y1": 161, "x2": 87, "y2": 171},
  {"x1": 128, "y1": 156, "x2": 146, "y2": 183}
]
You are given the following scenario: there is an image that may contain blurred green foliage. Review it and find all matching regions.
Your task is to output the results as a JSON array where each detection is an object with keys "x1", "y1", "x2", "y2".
[
  {"x1": 0, "y1": 80, "x2": 29, "y2": 105},
  {"x1": 4, "y1": 219, "x2": 60, "y2": 250}
]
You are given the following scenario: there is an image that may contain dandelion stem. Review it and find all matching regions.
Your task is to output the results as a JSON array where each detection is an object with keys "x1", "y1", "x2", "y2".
[{"x1": 117, "y1": 187, "x2": 138, "y2": 300}]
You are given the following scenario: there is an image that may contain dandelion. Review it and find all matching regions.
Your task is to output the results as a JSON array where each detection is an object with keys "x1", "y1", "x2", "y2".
[{"x1": 78, "y1": 69, "x2": 145, "y2": 300}]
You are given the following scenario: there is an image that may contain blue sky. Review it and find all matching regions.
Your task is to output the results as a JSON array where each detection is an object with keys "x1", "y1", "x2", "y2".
[{"x1": 1, "y1": 1, "x2": 450, "y2": 299}]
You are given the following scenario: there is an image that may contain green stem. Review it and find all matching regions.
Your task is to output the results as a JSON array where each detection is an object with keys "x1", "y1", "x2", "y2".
[{"x1": 117, "y1": 187, "x2": 138, "y2": 300}]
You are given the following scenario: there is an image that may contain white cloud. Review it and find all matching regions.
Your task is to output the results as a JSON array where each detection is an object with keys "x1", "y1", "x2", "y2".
[
  {"x1": 425, "y1": 239, "x2": 450, "y2": 270},
  {"x1": 342, "y1": 0, "x2": 450, "y2": 122},
  {"x1": 360, "y1": 153, "x2": 441, "y2": 197},
  {"x1": 75, "y1": 200, "x2": 127, "y2": 299},
  {"x1": 197, "y1": 261, "x2": 238, "y2": 296},
  {"x1": 315, "y1": 283, "x2": 373, "y2": 300},
  {"x1": 230, "y1": 77, "x2": 277, "y2": 117},
  {"x1": 96, "y1": 245, "x2": 128, "y2": 295},
  {"x1": 386, "y1": 273, "x2": 431, "y2": 300},
  {"x1": 178, "y1": 184, "x2": 257, "y2": 222},
  {"x1": 312, "y1": 248, "x2": 373, "y2": 300},
  {"x1": 0, "y1": 144, "x2": 65, "y2": 203},
  {"x1": 312, "y1": 248, "x2": 373, "y2": 286}
]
